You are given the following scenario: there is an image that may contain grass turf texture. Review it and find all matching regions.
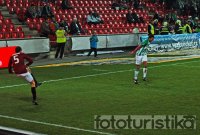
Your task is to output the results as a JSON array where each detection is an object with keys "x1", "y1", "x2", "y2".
[{"x1": 0, "y1": 58, "x2": 199, "y2": 135}]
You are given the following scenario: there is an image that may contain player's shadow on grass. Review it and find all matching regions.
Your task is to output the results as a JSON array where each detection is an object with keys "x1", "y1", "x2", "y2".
[{"x1": 17, "y1": 96, "x2": 31, "y2": 102}]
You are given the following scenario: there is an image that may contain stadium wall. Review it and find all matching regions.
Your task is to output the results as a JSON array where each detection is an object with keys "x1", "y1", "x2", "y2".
[
  {"x1": 71, "y1": 33, "x2": 143, "y2": 51},
  {"x1": 0, "y1": 38, "x2": 50, "y2": 54}
]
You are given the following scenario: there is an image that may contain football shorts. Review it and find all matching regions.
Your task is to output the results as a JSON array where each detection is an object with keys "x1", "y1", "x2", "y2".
[
  {"x1": 135, "y1": 55, "x2": 147, "y2": 65},
  {"x1": 17, "y1": 72, "x2": 34, "y2": 83}
]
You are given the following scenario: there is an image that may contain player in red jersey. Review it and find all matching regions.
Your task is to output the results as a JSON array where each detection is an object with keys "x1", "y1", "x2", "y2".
[{"x1": 8, "y1": 46, "x2": 42, "y2": 105}]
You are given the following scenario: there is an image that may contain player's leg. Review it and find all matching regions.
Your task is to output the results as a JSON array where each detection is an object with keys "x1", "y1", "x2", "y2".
[
  {"x1": 27, "y1": 67, "x2": 42, "y2": 87},
  {"x1": 94, "y1": 48, "x2": 97, "y2": 57},
  {"x1": 30, "y1": 81, "x2": 38, "y2": 105},
  {"x1": 134, "y1": 56, "x2": 142, "y2": 84},
  {"x1": 24, "y1": 73, "x2": 38, "y2": 105},
  {"x1": 142, "y1": 55, "x2": 148, "y2": 81},
  {"x1": 59, "y1": 43, "x2": 65, "y2": 59},
  {"x1": 55, "y1": 44, "x2": 61, "y2": 58},
  {"x1": 87, "y1": 47, "x2": 93, "y2": 56},
  {"x1": 134, "y1": 64, "x2": 140, "y2": 84}
]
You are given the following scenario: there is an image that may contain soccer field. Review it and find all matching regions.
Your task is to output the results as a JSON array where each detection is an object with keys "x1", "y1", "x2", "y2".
[{"x1": 0, "y1": 58, "x2": 199, "y2": 135}]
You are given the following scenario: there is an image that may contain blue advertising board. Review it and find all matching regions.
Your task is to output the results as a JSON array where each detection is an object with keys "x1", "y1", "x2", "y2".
[{"x1": 140, "y1": 33, "x2": 200, "y2": 53}]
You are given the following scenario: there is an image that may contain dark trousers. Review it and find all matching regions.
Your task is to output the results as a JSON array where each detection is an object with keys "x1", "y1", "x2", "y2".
[
  {"x1": 55, "y1": 43, "x2": 65, "y2": 59},
  {"x1": 87, "y1": 47, "x2": 97, "y2": 57}
]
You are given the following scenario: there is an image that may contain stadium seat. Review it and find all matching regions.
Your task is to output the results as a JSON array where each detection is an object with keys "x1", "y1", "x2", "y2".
[
  {"x1": 5, "y1": 32, "x2": 11, "y2": 39},
  {"x1": 28, "y1": 23, "x2": 35, "y2": 30},
  {"x1": 18, "y1": 31, "x2": 25, "y2": 38},
  {"x1": 16, "y1": 26, "x2": 22, "y2": 32},
  {"x1": 0, "y1": 0, "x2": 4, "y2": 6},
  {"x1": 0, "y1": 33, "x2": 4, "y2": 39},
  {"x1": 11, "y1": 32, "x2": 18, "y2": 38}
]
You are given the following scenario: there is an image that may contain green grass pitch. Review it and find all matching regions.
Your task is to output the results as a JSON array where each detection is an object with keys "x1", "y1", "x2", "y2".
[{"x1": 0, "y1": 58, "x2": 199, "y2": 135}]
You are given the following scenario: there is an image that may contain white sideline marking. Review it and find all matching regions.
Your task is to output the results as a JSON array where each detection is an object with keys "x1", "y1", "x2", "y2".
[
  {"x1": 93, "y1": 69, "x2": 109, "y2": 72},
  {"x1": 0, "y1": 126, "x2": 46, "y2": 135},
  {"x1": 171, "y1": 65, "x2": 200, "y2": 68},
  {"x1": 0, "y1": 60, "x2": 199, "y2": 89},
  {"x1": 0, "y1": 115, "x2": 115, "y2": 135}
]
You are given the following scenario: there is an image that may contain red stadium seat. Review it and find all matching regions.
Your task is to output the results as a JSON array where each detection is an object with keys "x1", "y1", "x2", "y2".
[
  {"x1": 11, "y1": 32, "x2": 18, "y2": 38},
  {"x1": 26, "y1": 18, "x2": 32, "y2": 24},
  {"x1": 5, "y1": 33, "x2": 11, "y2": 39},
  {"x1": 16, "y1": 26, "x2": 22, "y2": 32},
  {"x1": 18, "y1": 32, "x2": 25, "y2": 38},
  {"x1": 28, "y1": 23, "x2": 35, "y2": 29},
  {"x1": 0, "y1": 33, "x2": 4, "y2": 39}
]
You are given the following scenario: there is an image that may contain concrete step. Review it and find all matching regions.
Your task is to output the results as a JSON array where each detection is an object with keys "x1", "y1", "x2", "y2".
[
  {"x1": 0, "y1": 5, "x2": 40, "y2": 37},
  {"x1": 0, "y1": 6, "x2": 8, "y2": 11}
]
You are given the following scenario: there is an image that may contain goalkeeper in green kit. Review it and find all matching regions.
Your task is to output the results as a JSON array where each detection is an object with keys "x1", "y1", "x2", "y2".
[{"x1": 130, "y1": 34, "x2": 154, "y2": 84}]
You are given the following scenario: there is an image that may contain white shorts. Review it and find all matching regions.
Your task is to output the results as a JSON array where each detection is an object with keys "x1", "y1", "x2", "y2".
[
  {"x1": 135, "y1": 55, "x2": 147, "y2": 65},
  {"x1": 17, "y1": 72, "x2": 34, "y2": 83}
]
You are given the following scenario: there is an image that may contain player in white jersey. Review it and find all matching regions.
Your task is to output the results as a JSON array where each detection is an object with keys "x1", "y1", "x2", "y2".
[{"x1": 130, "y1": 34, "x2": 154, "y2": 84}]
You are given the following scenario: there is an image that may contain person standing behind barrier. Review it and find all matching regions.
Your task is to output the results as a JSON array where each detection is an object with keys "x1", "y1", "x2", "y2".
[
  {"x1": 55, "y1": 25, "x2": 67, "y2": 59},
  {"x1": 174, "y1": 20, "x2": 184, "y2": 34},
  {"x1": 87, "y1": 30, "x2": 98, "y2": 58},
  {"x1": 148, "y1": 20, "x2": 155, "y2": 35},
  {"x1": 184, "y1": 20, "x2": 193, "y2": 33},
  {"x1": 160, "y1": 21, "x2": 170, "y2": 35}
]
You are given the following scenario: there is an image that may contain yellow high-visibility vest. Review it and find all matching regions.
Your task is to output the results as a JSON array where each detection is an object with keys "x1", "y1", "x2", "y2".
[
  {"x1": 56, "y1": 30, "x2": 66, "y2": 43},
  {"x1": 149, "y1": 24, "x2": 155, "y2": 35},
  {"x1": 184, "y1": 24, "x2": 192, "y2": 33}
]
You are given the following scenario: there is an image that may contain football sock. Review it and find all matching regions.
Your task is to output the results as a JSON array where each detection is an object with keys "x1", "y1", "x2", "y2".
[
  {"x1": 143, "y1": 68, "x2": 147, "y2": 78},
  {"x1": 31, "y1": 73, "x2": 38, "y2": 84},
  {"x1": 31, "y1": 87, "x2": 36, "y2": 101},
  {"x1": 134, "y1": 70, "x2": 139, "y2": 80}
]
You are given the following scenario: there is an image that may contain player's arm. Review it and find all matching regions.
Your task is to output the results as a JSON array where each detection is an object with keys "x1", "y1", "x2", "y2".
[
  {"x1": 129, "y1": 45, "x2": 141, "y2": 55},
  {"x1": 24, "y1": 54, "x2": 33, "y2": 66},
  {"x1": 8, "y1": 56, "x2": 14, "y2": 74}
]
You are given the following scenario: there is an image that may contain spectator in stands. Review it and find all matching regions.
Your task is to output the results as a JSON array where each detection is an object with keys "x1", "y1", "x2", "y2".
[
  {"x1": 41, "y1": 3, "x2": 54, "y2": 18},
  {"x1": 49, "y1": 0, "x2": 56, "y2": 4},
  {"x1": 87, "y1": 11, "x2": 99, "y2": 25},
  {"x1": 193, "y1": 17, "x2": 199, "y2": 29},
  {"x1": 133, "y1": 0, "x2": 140, "y2": 9},
  {"x1": 153, "y1": 12, "x2": 159, "y2": 21},
  {"x1": 174, "y1": 20, "x2": 184, "y2": 34},
  {"x1": 165, "y1": 0, "x2": 174, "y2": 10},
  {"x1": 148, "y1": 20, "x2": 155, "y2": 35},
  {"x1": 189, "y1": 2, "x2": 196, "y2": 18},
  {"x1": 183, "y1": 20, "x2": 192, "y2": 33},
  {"x1": 160, "y1": 21, "x2": 170, "y2": 35},
  {"x1": 111, "y1": 0, "x2": 128, "y2": 10},
  {"x1": 69, "y1": 18, "x2": 84, "y2": 35},
  {"x1": 194, "y1": 23, "x2": 200, "y2": 33},
  {"x1": 126, "y1": 10, "x2": 139, "y2": 24},
  {"x1": 59, "y1": 18, "x2": 69, "y2": 32},
  {"x1": 153, "y1": 19, "x2": 160, "y2": 35},
  {"x1": 92, "y1": 10, "x2": 104, "y2": 24},
  {"x1": 25, "y1": 4, "x2": 38, "y2": 19},
  {"x1": 169, "y1": 11, "x2": 178, "y2": 24},
  {"x1": 42, "y1": 0, "x2": 48, "y2": 2},
  {"x1": 138, "y1": 14, "x2": 144, "y2": 23},
  {"x1": 61, "y1": 0, "x2": 73, "y2": 10},
  {"x1": 49, "y1": 17, "x2": 59, "y2": 34},
  {"x1": 126, "y1": 10, "x2": 134, "y2": 23},
  {"x1": 188, "y1": 16, "x2": 194, "y2": 28},
  {"x1": 55, "y1": 25, "x2": 67, "y2": 59},
  {"x1": 111, "y1": 0, "x2": 121, "y2": 10},
  {"x1": 87, "y1": 30, "x2": 98, "y2": 58},
  {"x1": 169, "y1": 22, "x2": 175, "y2": 34},
  {"x1": 40, "y1": 19, "x2": 51, "y2": 37},
  {"x1": 36, "y1": 6, "x2": 42, "y2": 18}
]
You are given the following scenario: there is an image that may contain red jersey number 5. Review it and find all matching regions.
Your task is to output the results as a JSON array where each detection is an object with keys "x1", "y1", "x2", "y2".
[{"x1": 13, "y1": 55, "x2": 19, "y2": 64}]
